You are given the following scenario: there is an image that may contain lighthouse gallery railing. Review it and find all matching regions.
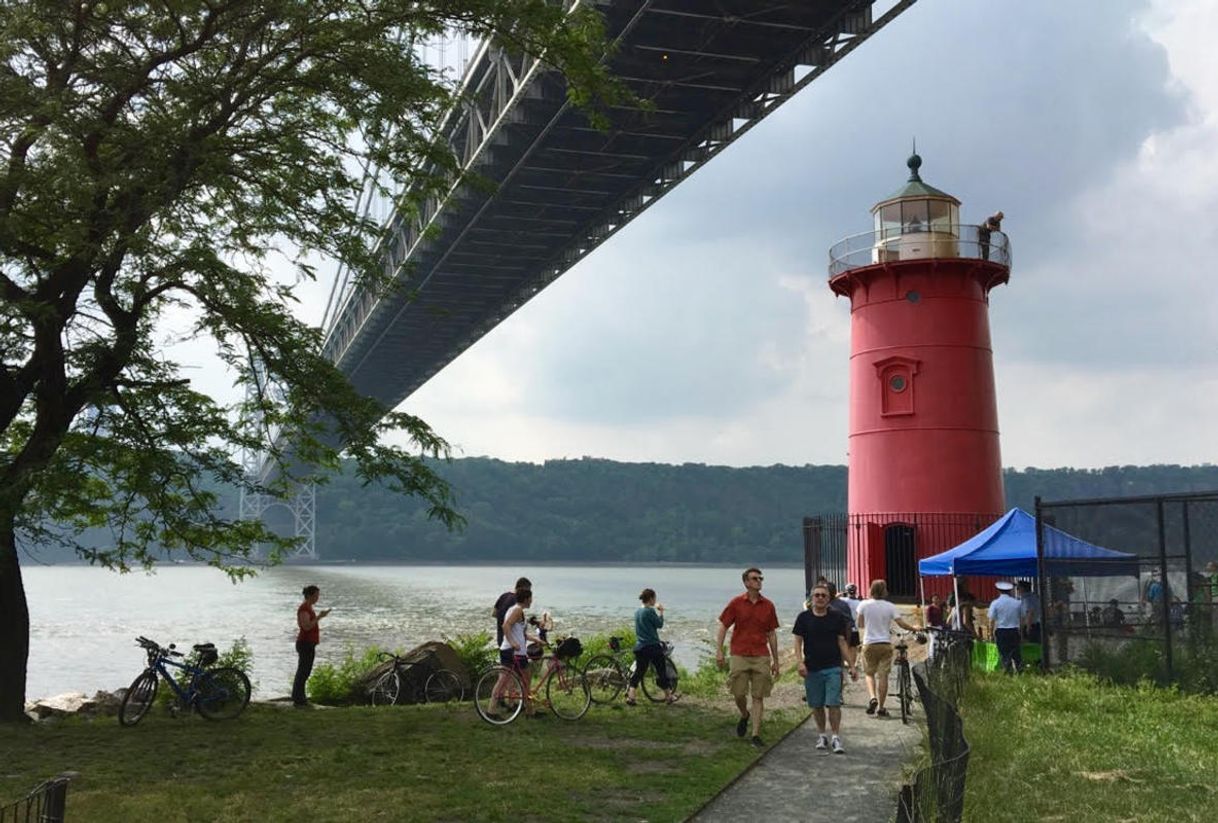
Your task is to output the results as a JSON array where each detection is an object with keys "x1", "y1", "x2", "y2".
[{"x1": 828, "y1": 224, "x2": 1011, "y2": 277}]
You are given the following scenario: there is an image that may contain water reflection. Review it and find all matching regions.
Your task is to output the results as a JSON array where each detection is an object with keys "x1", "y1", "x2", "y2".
[{"x1": 24, "y1": 564, "x2": 809, "y2": 699}]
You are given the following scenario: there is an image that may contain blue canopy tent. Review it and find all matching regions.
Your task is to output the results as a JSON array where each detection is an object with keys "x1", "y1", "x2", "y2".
[
  {"x1": 917, "y1": 508, "x2": 1138, "y2": 578},
  {"x1": 918, "y1": 507, "x2": 1138, "y2": 644}
]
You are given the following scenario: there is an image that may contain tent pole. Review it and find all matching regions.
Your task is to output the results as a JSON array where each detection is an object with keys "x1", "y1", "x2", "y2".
[
  {"x1": 919, "y1": 576, "x2": 926, "y2": 623},
  {"x1": 952, "y1": 575, "x2": 962, "y2": 630}
]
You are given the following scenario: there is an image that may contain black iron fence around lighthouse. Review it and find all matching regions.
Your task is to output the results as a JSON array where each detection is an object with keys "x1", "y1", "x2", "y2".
[{"x1": 802, "y1": 512, "x2": 1002, "y2": 599}]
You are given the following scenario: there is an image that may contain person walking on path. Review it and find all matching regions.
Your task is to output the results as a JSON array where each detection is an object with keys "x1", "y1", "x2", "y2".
[
  {"x1": 989, "y1": 581, "x2": 1023, "y2": 673},
  {"x1": 856, "y1": 579, "x2": 918, "y2": 718},
  {"x1": 293, "y1": 585, "x2": 331, "y2": 707},
  {"x1": 625, "y1": 588, "x2": 676, "y2": 705},
  {"x1": 716, "y1": 567, "x2": 781, "y2": 748},
  {"x1": 492, "y1": 576, "x2": 531, "y2": 646},
  {"x1": 792, "y1": 582, "x2": 858, "y2": 754}
]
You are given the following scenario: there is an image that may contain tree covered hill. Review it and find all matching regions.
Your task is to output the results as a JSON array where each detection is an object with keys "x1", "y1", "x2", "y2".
[
  {"x1": 27, "y1": 459, "x2": 1218, "y2": 565},
  {"x1": 310, "y1": 458, "x2": 1218, "y2": 564}
]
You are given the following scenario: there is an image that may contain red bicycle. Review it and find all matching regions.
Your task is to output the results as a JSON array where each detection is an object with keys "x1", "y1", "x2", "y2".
[{"x1": 474, "y1": 637, "x2": 591, "y2": 725}]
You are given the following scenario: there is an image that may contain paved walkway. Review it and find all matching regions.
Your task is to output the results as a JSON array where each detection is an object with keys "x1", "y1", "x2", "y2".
[{"x1": 688, "y1": 681, "x2": 922, "y2": 822}]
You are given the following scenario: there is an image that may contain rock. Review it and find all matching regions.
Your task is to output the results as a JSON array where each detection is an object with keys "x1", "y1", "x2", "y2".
[
  {"x1": 23, "y1": 689, "x2": 126, "y2": 720},
  {"x1": 352, "y1": 641, "x2": 471, "y2": 705}
]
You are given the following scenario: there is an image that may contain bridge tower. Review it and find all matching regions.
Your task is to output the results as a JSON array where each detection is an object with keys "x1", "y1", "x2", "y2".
[
  {"x1": 827, "y1": 154, "x2": 1012, "y2": 598},
  {"x1": 239, "y1": 357, "x2": 317, "y2": 562}
]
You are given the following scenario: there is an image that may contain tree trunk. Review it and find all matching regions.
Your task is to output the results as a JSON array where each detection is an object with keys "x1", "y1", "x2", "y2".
[{"x1": 0, "y1": 521, "x2": 30, "y2": 722}]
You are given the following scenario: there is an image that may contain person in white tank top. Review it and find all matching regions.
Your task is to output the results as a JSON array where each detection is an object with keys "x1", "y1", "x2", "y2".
[{"x1": 493, "y1": 587, "x2": 539, "y2": 714}]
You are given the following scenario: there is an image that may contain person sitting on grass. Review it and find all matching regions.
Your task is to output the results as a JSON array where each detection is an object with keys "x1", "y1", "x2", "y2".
[{"x1": 625, "y1": 588, "x2": 676, "y2": 706}]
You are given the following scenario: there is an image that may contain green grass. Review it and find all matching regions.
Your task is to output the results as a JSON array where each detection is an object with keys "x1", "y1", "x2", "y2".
[
  {"x1": 961, "y1": 671, "x2": 1218, "y2": 822},
  {"x1": 1, "y1": 698, "x2": 802, "y2": 822}
]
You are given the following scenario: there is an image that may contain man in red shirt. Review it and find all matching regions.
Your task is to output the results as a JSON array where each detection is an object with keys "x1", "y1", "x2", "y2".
[{"x1": 716, "y1": 567, "x2": 780, "y2": 747}]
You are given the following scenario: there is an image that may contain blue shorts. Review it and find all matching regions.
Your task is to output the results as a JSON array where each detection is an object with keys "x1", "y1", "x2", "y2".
[{"x1": 804, "y1": 666, "x2": 843, "y2": 708}]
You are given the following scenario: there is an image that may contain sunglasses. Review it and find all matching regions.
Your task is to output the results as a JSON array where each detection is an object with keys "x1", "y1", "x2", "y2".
[
  {"x1": 748, "y1": 576, "x2": 764, "y2": 582},
  {"x1": 812, "y1": 593, "x2": 829, "y2": 598}
]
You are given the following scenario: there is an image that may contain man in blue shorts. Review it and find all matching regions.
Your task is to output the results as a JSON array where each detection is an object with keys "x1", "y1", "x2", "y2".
[{"x1": 792, "y1": 582, "x2": 858, "y2": 754}]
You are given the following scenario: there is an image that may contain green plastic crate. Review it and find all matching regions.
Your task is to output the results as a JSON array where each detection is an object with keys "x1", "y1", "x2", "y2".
[{"x1": 971, "y1": 640, "x2": 1042, "y2": 671}]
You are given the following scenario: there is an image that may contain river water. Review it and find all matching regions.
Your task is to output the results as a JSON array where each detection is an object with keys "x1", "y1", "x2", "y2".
[{"x1": 23, "y1": 564, "x2": 809, "y2": 700}]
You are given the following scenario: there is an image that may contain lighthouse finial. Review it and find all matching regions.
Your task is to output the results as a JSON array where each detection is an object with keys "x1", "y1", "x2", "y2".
[{"x1": 907, "y1": 141, "x2": 922, "y2": 182}]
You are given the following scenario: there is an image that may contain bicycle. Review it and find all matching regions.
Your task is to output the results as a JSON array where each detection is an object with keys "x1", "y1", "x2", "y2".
[
  {"x1": 119, "y1": 636, "x2": 251, "y2": 726},
  {"x1": 583, "y1": 637, "x2": 680, "y2": 704},
  {"x1": 368, "y1": 651, "x2": 464, "y2": 706},
  {"x1": 892, "y1": 631, "x2": 927, "y2": 726},
  {"x1": 474, "y1": 636, "x2": 590, "y2": 725}
]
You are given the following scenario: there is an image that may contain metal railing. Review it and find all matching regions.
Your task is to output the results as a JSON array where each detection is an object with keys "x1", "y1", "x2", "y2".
[
  {"x1": 803, "y1": 512, "x2": 1003, "y2": 601},
  {"x1": 828, "y1": 223, "x2": 1011, "y2": 276},
  {"x1": 0, "y1": 774, "x2": 72, "y2": 823},
  {"x1": 896, "y1": 636, "x2": 972, "y2": 823}
]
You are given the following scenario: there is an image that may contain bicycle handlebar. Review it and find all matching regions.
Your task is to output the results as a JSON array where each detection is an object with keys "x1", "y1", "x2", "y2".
[{"x1": 134, "y1": 636, "x2": 183, "y2": 657}]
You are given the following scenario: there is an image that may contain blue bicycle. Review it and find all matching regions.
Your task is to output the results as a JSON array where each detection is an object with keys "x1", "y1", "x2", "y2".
[{"x1": 118, "y1": 635, "x2": 252, "y2": 726}]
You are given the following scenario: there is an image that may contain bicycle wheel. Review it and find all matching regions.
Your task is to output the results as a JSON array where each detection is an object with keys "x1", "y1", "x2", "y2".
[
  {"x1": 546, "y1": 667, "x2": 591, "y2": 721},
  {"x1": 118, "y1": 670, "x2": 158, "y2": 727},
  {"x1": 370, "y1": 669, "x2": 401, "y2": 706},
  {"x1": 583, "y1": 655, "x2": 626, "y2": 704},
  {"x1": 474, "y1": 667, "x2": 524, "y2": 726},
  {"x1": 640, "y1": 657, "x2": 679, "y2": 703},
  {"x1": 196, "y1": 667, "x2": 252, "y2": 721},
  {"x1": 899, "y1": 664, "x2": 913, "y2": 725},
  {"x1": 424, "y1": 669, "x2": 463, "y2": 704}
]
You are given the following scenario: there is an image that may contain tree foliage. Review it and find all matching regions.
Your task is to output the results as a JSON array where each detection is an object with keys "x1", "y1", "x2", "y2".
[{"x1": 0, "y1": 0, "x2": 623, "y2": 720}]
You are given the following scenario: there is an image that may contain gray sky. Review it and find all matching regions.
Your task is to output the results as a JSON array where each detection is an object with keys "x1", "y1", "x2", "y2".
[{"x1": 180, "y1": 0, "x2": 1218, "y2": 470}]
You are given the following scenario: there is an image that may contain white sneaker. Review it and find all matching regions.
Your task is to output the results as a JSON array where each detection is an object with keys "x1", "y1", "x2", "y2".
[
  {"x1": 831, "y1": 736, "x2": 845, "y2": 754},
  {"x1": 814, "y1": 734, "x2": 829, "y2": 750}
]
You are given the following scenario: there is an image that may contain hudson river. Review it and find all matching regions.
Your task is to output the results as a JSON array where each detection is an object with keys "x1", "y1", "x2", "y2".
[{"x1": 23, "y1": 564, "x2": 808, "y2": 700}]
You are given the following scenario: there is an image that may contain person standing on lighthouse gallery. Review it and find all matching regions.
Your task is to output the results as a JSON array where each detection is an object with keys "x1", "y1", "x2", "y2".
[{"x1": 716, "y1": 567, "x2": 781, "y2": 748}]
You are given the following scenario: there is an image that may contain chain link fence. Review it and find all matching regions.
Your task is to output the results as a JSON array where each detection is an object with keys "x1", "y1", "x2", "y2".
[
  {"x1": 895, "y1": 633, "x2": 972, "y2": 823},
  {"x1": 1035, "y1": 491, "x2": 1218, "y2": 687}
]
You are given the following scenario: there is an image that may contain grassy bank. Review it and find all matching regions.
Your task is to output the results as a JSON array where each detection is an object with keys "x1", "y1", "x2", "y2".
[
  {"x1": 1, "y1": 698, "x2": 802, "y2": 822},
  {"x1": 961, "y1": 671, "x2": 1218, "y2": 822}
]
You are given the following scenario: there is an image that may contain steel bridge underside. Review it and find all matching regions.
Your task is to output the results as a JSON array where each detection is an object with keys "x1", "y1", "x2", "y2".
[{"x1": 322, "y1": 0, "x2": 917, "y2": 410}]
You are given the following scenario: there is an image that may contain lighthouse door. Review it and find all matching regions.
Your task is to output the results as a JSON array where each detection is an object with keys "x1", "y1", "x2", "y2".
[{"x1": 884, "y1": 524, "x2": 918, "y2": 600}]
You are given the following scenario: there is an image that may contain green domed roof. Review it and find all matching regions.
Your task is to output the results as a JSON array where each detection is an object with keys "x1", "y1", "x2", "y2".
[{"x1": 874, "y1": 153, "x2": 960, "y2": 208}]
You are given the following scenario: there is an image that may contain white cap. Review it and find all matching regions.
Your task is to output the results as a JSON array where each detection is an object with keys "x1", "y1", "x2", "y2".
[{"x1": 995, "y1": 581, "x2": 1015, "y2": 592}]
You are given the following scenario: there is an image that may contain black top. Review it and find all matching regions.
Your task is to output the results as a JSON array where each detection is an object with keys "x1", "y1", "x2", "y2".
[
  {"x1": 493, "y1": 591, "x2": 517, "y2": 645},
  {"x1": 828, "y1": 597, "x2": 854, "y2": 629},
  {"x1": 792, "y1": 609, "x2": 848, "y2": 671}
]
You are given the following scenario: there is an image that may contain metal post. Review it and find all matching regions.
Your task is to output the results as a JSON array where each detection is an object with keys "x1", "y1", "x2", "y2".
[
  {"x1": 1182, "y1": 500, "x2": 1194, "y2": 648},
  {"x1": 1034, "y1": 496, "x2": 1050, "y2": 672},
  {"x1": 1157, "y1": 499, "x2": 1173, "y2": 680},
  {"x1": 802, "y1": 517, "x2": 817, "y2": 596}
]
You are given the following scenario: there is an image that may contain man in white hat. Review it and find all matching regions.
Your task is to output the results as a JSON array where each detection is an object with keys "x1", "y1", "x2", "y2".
[{"x1": 988, "y1": 581, "x2": 1023, "y2": 673}]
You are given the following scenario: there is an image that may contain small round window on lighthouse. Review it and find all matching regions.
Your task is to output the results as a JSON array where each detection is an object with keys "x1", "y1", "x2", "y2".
[
  {"x1": 889, "y1": 375, "x2": 908, "y2": 393},
  {"x1": 906, "y1": 290, "x2": 921, "y2": 303}
]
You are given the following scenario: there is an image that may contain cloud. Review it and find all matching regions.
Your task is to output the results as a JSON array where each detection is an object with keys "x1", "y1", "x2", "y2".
[{"x1": 405, "y1": 0, "x2": 1214, "y2": 470}]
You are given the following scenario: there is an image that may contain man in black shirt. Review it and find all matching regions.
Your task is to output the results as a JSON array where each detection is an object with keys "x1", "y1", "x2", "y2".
[
  {"x1": 792, "y1": 583, "x2": 858, "y2": 754},
  {"x1": 493, "y1": 576, "x2": 531, "y2": 646}
]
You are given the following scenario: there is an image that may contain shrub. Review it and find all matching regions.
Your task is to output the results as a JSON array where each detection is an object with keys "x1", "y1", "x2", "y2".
[
  {"x1": 445, "y1": 631, "x2": 497, "y2": 675},
  {"x1": 308, "y1": 646, "x2": 388, "y2": 705}
]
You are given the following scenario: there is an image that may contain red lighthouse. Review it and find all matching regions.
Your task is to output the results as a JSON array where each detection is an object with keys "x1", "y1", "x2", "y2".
[{"x1": 827, "y1": 154, "x2": 1011, "y2": 599}]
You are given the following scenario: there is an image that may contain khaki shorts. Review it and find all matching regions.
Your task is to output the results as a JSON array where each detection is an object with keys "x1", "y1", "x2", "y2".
[
  {"x1": 862, "y1": 643, "x2": 894, "y2": 677},
  {"x1": 728, "y1": 655, "x2": 773, "y2": 699}
]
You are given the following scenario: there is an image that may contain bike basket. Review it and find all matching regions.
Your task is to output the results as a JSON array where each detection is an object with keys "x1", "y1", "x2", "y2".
[
  {"x1": 193, "y1": 643, "x2": 218, "y2": 667},
  {"x1": 608, "y1": 636, "x2": 622, "y2": 652},
  {"x1": 555, "y1": 637, "x2": 583, "y2": 659}
]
